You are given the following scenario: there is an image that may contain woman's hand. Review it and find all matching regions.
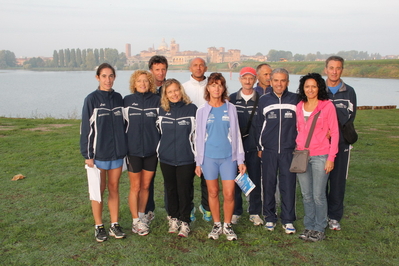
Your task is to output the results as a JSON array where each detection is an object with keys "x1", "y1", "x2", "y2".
[
  {"x1": 85, "y1": 159, "x2": 94, "y2": 168},
  {"x1": 238, "y1": 164, "x2": 247, "y2": 175},
  {"x1": 325, "y1": 160, "x2": 334, "y2": 174},
  {"x1": 195, "y1": 166, "x2": 202, "y2": 177}
]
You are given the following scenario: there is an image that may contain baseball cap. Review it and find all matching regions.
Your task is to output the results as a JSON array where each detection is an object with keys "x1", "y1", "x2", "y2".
[{"x1": 239, "y1": 67, "x2": 256, "y2": 77}]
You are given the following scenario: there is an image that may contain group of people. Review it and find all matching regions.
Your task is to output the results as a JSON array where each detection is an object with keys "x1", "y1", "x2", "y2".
[{"x1": 80, "y1": 55, "x2": 356, "y2": 243}]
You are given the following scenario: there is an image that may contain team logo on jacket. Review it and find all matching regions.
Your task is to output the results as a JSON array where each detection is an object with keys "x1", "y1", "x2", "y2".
[
  {"x1": 146, "y1": 112, "x2": 157, "y2": 117},
  {"x1": 100, "y1": 103, "x2": 106, "y2": 107},
  {"x1": 131, "y1": 103, "x2": 139, "y2": 106},
  {"x1": 336, "y1": 103, "x2": 347, "y2": 109},
  {"x1": 114, "y1": 110, "x2": 122, "y2": 116},
  {"x1": 178, "y1": 120, "x2": 190, "y2": 126},
  {"x1": 284, "y1": 111, "x2": 293, "y2": 119},
  {"x1": 267, "y1": 112, "x2": 277, "y2": 119}
]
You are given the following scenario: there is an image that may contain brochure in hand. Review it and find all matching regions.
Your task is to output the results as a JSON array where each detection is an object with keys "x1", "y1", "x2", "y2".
[{"x1": 235, "y1": 172, "x2": 255, "y2": 197}]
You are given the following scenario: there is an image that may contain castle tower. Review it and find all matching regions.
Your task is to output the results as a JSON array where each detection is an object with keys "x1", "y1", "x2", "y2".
[{"x1": 125, "y1": 43, "x2": 131, "y2": 58}]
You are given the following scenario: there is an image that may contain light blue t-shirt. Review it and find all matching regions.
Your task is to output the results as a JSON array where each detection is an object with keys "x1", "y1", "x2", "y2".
[
  {"x1": 328, "y1": 82, "x2": 342, "y2": 95},
  {"x1": 205, "y1": 103, "x2": 232, "y2": 159}
]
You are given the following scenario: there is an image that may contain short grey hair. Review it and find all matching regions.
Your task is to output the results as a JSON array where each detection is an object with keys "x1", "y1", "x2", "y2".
[{"x1": 270, "y1": 68, "x2": 289, "y2": 81}]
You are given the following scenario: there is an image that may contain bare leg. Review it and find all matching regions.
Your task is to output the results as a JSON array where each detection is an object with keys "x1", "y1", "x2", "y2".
[
  {"x1": 222, "y1": 180, "x2": 235, "y2": 224},
  {"x1": 138, "y1": 170, "x2": 155, "y2": 213},
  {"x1": 128, "y1": 171, "x2": 142, "y2": 219},
  {"x1": 206, "y1": 179, "x2": 220, "y2": 223},
  {"x1": 107, "y1": 166, "x2": 122, "y2": 224},
  {"x1": 92, "y1": 168, "x2": 107, "y2": 225}
]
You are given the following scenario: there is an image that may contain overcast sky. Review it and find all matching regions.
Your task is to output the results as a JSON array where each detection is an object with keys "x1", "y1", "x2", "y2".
[{"x1": 1, "y1": 0, "x2": 398, "y2": 58}]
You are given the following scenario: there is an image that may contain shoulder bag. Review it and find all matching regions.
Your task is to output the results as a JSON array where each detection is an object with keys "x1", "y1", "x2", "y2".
[{"x1": 289, "y1": 111, "x2": 320, "y2": 173}]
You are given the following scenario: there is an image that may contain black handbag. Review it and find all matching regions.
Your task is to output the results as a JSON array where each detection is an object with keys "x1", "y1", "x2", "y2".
[
  {"x1": 341, "y1": 121, "x2": 358, "y2": 144},
  {"x1": 289, "y1": 111, "x2": 320, "y2": 173}
]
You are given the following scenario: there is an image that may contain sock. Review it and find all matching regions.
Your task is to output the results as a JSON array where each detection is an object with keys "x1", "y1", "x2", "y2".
[
  {"x1": 111, "y1": 222, "x2": 119, "y2": 227},
  {"x1": 133, "y1": 218, "x2": 140, "y2": 224},
  {"x1": 214, "y1": 222, "x2": 222, "y2": 227},
  {"x1": 223, "y1": 222, "x2": 231, "y2": 228},
  {"x1": 138, "y1": 212, "x2": 145, "y2": 219},
  {"x1": 95, "y1": 224, "x2": 104, "y2": 229}
]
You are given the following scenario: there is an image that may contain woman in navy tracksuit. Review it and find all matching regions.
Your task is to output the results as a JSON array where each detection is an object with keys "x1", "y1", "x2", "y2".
[
  {"x1": 157, "y1": 79, "x2": 197, "y2": 237},
  {"x1": 80, "y1": 63, "x2": 127, "y2": 242},
  {"x1": 124, "y1": 70, "x2": 160, "y2": 236}
]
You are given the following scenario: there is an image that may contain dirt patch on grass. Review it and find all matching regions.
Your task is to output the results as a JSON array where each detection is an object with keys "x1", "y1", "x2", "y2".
[
  {"x1": 26, "y1": 124, "x2": 73, "y2": 131},
  {"x1": 0, "y1": 126, "x2": 16, "y2": 130}
]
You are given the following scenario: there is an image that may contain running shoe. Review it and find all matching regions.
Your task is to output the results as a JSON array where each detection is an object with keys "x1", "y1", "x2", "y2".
[
  {"x1": 132, "y1": 220, "x2": 149, "y2": 236},
  {"x1": 178, "y1": 222, "x2": 190, "y2": 237},
  {"x1": 329, "y1": 219, "x2": 341, "y2": 231},
  {"x1": 223, "y1": 223, "x2": 237, "y2": 241},
  {"x1": 168, "y1": 218, "x2": 180, "y2": 234},
  {"x1": 282, "y1": 223, "x2": 296, "y2": 234},
  {"x1": 208, "y1": 223, "x2": 222, "y2": 240},
  {"x1": 199, "y1": 205, "x2": 212, "y2": 222},
  {"x1": 95, "y1": 225, "x2": 108, "y2": 242},
  {"x1": 249, "y1": 215, "x2": 264, "y2": 226},
  {"x1": 265, "y1": 222, "x2": 276, "y2": 231},
  {"x1": 231, "y1": 215, "x2": 240, "y2": 225},
  {"x1": 109, "y1": 223, "x2": 126, "y2": 239}
]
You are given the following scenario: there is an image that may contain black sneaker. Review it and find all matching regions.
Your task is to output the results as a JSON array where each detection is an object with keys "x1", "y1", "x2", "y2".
[
  {"x1": 95, "y1": 225, "x2": 108, "y2": 242},
  {"x1": 299, "y1": 229, "x2": 312, "y2": 240},
  {"x1": 309, "y1": 230, "x2": 325, "y2": 242},
  {"x1": 109, "y1": 223, "x2": 126, "y2": 239}
]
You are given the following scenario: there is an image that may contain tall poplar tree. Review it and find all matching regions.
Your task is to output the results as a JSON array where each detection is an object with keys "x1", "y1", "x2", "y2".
[
  {"x1": 52, "y1": 50, "x2": 59, "y2": 67},
  {"x1": 59, "y1": 49, "x2": 65, "y2": 67},
  {"x1": 76, "y1": 48, "x2": 82, "y2": 67},
  {"x1": 70, "y1": 49, "x2": 77, "y2": 67},
  {"x1": 94, "y1": 49, "x2": 99, "y2": 66}
]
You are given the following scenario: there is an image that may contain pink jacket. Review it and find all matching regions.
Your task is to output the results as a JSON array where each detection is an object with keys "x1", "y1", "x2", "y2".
[{"x1": 296, "y1": 100, "x2": 339, "y2": 162}]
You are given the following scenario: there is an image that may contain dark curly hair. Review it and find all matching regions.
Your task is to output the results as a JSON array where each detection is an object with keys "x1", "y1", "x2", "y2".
[{"x1": 297, "y1": 73, "x2": 329, "y2": 102}]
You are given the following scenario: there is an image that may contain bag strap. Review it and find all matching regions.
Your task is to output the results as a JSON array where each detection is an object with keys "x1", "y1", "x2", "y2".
[
  {"x1": 305, "y1": 111, "x2": 320, "y2": 148},
  {"x1": 241, "y1": 92, "x2": 259, "y2": 137}
]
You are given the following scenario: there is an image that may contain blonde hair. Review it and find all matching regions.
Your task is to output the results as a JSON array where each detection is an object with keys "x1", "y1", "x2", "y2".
[
  {"x1": 160, "y1": 78, "x2": 192, "y2": 112},
  {"x1": 129, "y1": 70, "x2": 156, "y2": 93}
]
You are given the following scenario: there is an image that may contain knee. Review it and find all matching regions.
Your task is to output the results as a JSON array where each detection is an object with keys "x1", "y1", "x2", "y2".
[{"x1": 208, "y1": 189, "x2": 219, "y2": 199}]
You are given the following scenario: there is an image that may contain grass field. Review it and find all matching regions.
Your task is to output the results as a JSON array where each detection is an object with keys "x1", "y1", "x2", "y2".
[{"x1": 1, "y1": 109, "x2": 398, "y2": 265}]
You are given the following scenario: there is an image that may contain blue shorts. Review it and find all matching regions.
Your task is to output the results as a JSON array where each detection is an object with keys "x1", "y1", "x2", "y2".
[
  {"x1": 201, "y1": 156, "x2": 237, "y2": 181},
  {"x1": 95, "y1": 159, "x2": 124, "y2": 170}
]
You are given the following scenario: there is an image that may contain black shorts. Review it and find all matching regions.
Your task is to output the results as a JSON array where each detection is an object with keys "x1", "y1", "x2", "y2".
[{"x1": 127, "y1": 154, "x2": 158, "y2": 173}]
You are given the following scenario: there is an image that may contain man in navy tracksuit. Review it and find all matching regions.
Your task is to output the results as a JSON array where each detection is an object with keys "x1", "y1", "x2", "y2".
[
  {"x1": 230, "y1": 67, "x2": 263, "y2": 226},
  {"x1": 257, "y1": 68, "x2": 299, "y2": 234},
  {"x1": 325, "y1": 56, "x2": 357, "y2": 231}
]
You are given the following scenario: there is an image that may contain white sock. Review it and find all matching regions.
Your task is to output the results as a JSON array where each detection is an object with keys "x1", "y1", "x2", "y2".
[
  {"x1": 111, "y1": 222, "x2": 118, "y2": 227},
  {"x1": 223, "y1": 222, "x2": 230, "y2": 228},
  {"x1": 95, "y1": 224, "x2": 104, "y2": 228},
  {"x1": 133, "y1": 218, "x2": 140, "y2": 224},
  {"x1": 138, "y1": 212, "x2": 145, "y2": 219}
]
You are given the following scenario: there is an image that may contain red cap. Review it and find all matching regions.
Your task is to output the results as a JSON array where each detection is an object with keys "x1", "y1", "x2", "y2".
[{"x1": 239, "y1": 67, "x2": 256, "y2": 77}]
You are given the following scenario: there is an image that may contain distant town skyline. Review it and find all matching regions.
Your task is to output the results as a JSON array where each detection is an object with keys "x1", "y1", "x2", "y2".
[{"x1": 1, "y1": 1, "x2": 398, "y2": 58}]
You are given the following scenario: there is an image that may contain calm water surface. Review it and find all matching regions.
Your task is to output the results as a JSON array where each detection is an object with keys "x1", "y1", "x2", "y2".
[{"x1": 1, "y1": 70, "x2": 398, "y2": 118}]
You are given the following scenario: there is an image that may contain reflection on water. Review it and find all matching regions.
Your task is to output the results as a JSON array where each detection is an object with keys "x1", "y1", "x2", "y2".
[{"x1": 0, "y1": 70, "x2": 398, "y2": 118}]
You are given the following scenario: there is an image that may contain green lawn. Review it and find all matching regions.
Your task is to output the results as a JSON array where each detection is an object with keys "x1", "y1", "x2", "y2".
[{"x1": 1, "y1": 109, "x2": 398, "y2": 265}]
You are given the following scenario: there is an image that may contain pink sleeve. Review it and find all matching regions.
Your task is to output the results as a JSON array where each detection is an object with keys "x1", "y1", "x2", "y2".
[{"x1": 327, "y1": 102, "x2": 339, "y2": 162}]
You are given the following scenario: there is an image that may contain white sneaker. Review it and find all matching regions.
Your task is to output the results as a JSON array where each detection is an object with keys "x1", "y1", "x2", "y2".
[
  {"x1": 178, "y1": 222, "x2": 190, "y2": 237},
  {"x1": 223, "y1": 223, "x2": 237, "y2": 241},
  {"x1": 282, "y1": 223, "x2": 296, "y2": 234},
  {"x1": 231, "y1": 215, "x2": 240, "y2": 225},
  {"x1": 168, "y1": 218, "x2": 180, "y2": 234},
  {"x1": 329, "y1": 219, "x2": 341, "y2": 230},
  {"x1": 145, "y1": 211, "x2": 155, "y2": 225},
  {"x1": 249, "y1": 215, "x2": 264, "y2": 226},
  {"x1": 132, "y1": 220, "x2": 149, "y2": 236},
  {"x1": 265, "y1": 222, "x2": 276, "y2": 231},
  {"x1": 208, "y1": 223, "x2": 222, "y2": 240}
]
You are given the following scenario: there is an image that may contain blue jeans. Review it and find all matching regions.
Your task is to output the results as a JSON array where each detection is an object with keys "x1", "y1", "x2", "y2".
[{"x1": 297, "y1": 155, "x2": 329, "y2": 232}]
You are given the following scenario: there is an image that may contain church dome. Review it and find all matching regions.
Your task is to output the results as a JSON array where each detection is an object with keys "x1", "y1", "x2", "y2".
[{"x1": 158, "y1": 38, "x2": 168, "y2": 50}]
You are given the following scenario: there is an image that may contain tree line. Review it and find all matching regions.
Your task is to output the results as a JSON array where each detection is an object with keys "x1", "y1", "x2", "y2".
[
  {"x1": 0, "y1": 48, "x2": 126, "y2": 70},
  {"x1": 265, "y1": 49, "x2": 382, "y2": 62},
  {"x1": 0, "y1": 48, "x2": 388, "y2": 70}
]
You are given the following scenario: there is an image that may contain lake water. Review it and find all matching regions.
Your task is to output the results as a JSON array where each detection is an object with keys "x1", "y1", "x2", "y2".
[{"x1": 1, "y1": 70, "x2": 398, "y2": 119}]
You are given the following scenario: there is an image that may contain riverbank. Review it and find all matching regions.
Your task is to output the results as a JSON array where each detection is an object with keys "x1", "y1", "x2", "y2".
[
  {"x1": 170, "y1": 59, "x2": 399, "y2": 79},
  {"x1": 1, "y1": 109, "x2": 399, "y2": 265}
]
